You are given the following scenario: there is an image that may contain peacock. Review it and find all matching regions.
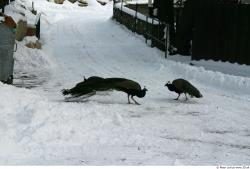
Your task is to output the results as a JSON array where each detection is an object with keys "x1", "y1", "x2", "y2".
[
  {"x1": 105, "y1": 78, "x2": 148, "y2": 105},
  {"x1": 165, "y1": 78, "x2": 203, "y2": 100},
  {"x1": 61, "y1": 76, "x2": 147, "y2": 104},
  {"x1": 61, "y1": 76, "x2": 105, "y2": 97}
]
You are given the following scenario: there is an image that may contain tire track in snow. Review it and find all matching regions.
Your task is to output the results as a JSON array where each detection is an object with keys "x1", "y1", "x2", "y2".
[
  {"x1": 160, "y1": 136, "x2": 250, "y2": 151},
  {"x1": 70, "y1": 20, "x2": 127, "y2": 77}
]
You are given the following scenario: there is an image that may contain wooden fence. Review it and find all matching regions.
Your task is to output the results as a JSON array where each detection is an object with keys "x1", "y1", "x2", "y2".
[
  {"x1": 113, "y1": 3, "x2": 168, "y2": 58},
  {"x1": 177, "y1": 0, "x2": 250, "y2": 65},
  {"x1": 0, "y1": 0, "x2": 8, "y2": 12}
]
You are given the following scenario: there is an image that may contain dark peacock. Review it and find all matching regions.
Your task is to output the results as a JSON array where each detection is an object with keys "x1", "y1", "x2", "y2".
[
  {"x1": 105, "y1": 78, "x2": 148, "y2": 105},
  {"x1": 62, "y1": 76, "x2": 147, "y2": 104},
  {"x1": 61, "y1": 76, "x2": 106, "y2": 97},
  {"x1": 165, "y1": 78, "x2": 202, "y2": 100}
]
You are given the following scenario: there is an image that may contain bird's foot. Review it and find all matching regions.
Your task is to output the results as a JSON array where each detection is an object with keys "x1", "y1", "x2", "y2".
[{"x1": 131, "y1": 97, "x2": 140, "y2": 105}]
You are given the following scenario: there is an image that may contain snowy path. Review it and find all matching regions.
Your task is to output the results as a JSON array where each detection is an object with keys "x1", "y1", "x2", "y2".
[{"x1": 1, "y1": 0, "x2": 250, "y2": 165}]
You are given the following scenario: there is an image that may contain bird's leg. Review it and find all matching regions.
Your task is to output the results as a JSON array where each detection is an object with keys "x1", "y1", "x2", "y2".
[
  {"x1": 131, "y1": 96, "x2": 140, "y2": 105},
  {"x1": 185, "y1": 93, "x2": 188, "y2": 101},
  {"x1": 127, "y1": 94, "x2": 131, "y2": 104},
  {"x1": 174, "y1": 94, "x2": 180, "y2": 100}
]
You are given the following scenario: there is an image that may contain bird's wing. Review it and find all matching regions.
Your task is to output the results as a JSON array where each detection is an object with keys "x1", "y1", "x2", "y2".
[
  {"x1": 184, "y1": 83, "x2": 202, "y2": 97},
  {"x1": 104, "y1": 78, "x2": 128, "y2": 89},
  {"x1": 172, "y1": 79, "x2": 185, "y2": 92},
  {"x1": 113, "y1": 80, "x2": 141, "y2": 91},
  {"x1": 85, "y1": 76, "x2": 105, "y2": 83},
  {"x1": 75, "y1": 76, "x2": 105, "y2": 88},
  {"x1": 173, "y1": 79, "x2": 202, "y2": 97}
]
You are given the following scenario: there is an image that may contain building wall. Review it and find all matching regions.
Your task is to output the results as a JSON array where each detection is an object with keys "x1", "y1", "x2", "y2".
[{"x1": 177, "y1": 0, "x2": 250, "y2": 65}]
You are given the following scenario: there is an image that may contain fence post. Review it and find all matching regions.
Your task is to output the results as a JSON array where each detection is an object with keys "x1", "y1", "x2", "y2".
[
  {"x1": 113, "y1": 0, "x2": 115, "y2": 16},
  {"x1": 134, "y1": 3, "x2": 138, "y2": 33},
  {"x1": 35, "y1": 13, "x2": 41, "y2": 39},
  {"x1": 121, "y1": 0, "x2": 123, "y2": 16},
  {"x1": 165, "y1": 23, "x2": 168, "y2": 58},
  {"x1": 151, "y1": 18, "x2": 154, "y2": 47},
  {"x1": 119, "y1": 0, "x2": 123, "y2": 24},
  {"x1": 145, "y1": 16, "x2": 148, "y2": 43}
]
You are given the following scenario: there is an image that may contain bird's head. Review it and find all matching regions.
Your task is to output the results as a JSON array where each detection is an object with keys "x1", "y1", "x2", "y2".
[
  {"x1": 165, "y1": 81, "x2": 171, "y2": 87},
  {"x1": 197, "y1": 93, "x2": 203, "y2": 98},
  {"x1": 165, "y1": 81, "x2": 176, "y2": 92},
  {"x1": 136, "y1": 86, "x2": 147, "y2": 98},
  {"x1": 143, "y1": 86, "x2": 148, "y2": 92}
]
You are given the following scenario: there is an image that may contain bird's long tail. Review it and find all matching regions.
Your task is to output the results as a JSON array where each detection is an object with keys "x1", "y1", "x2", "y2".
[
  {"x1": 189, "y1": 87, "x2": 203, "y2": 98},
  {"x1": 61, "y1": 89, "x2": 70, "y2": 95}
]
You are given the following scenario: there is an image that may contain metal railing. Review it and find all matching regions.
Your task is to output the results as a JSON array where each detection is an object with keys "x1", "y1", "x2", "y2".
[
  {"x1": 145, "y1": 17, "x2": 168, "y2": 58},
  {"x1": 113, "y1": 0, "x2": 169, "y2": 58}
]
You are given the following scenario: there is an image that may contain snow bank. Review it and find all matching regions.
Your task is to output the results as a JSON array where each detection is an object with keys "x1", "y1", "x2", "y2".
[
  {"x1": 164, "y1": 60, "x2": 250, "y2": 97},
  {"x1": 14, "y1": 37, "x2": 50, "y2": 70},
  {"x1": 87, "y1": 0, "x2": 101, "y2": 6}
]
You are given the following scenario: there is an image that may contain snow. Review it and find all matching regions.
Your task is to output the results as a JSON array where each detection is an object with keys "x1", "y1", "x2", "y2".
[
  {"x1": 1, "y1": 0, "x2": 250, "y2": 165},
  {"x1": 125, "y1": 0, "x2": 148, "y2": 5}
]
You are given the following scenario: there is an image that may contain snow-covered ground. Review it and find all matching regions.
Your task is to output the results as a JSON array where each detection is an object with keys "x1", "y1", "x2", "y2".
[{"x1": 1, "y1": 0, "x2": 250, "y2": 165}]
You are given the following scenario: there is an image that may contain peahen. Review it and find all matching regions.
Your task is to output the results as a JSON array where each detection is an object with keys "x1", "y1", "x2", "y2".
[
  {"x1": 105, "y1": 78, "x2": 148, "y2": 105},
  {"x1": 165, "y1": 78, "x2": 202, "y2": 100}
]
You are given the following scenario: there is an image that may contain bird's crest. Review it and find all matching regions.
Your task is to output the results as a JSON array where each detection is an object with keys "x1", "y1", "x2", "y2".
[{"x1": 165, "y1": 81, "x2": 171, "y2": 86}]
